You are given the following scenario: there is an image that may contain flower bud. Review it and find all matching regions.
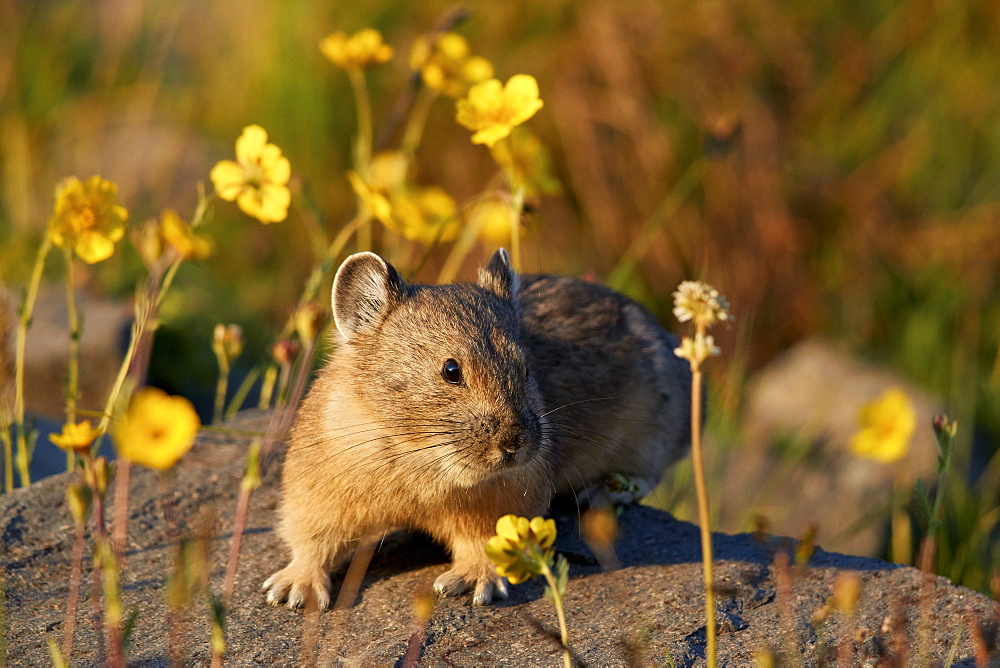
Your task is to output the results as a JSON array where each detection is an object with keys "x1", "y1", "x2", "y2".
[
  {"x1": 271, "y1": 339, "x2": 301, "y2": 366},
  {"x1": 85, "y1": 457, "x2": 109, "y2": 497},
  {"x1": 66, "y1": 483, "x2": 92, "y2": 525},
  {"x1": 294, "y1": 303, "x2": 326, "y2": 346},
  {"x1": 212, "y1": 323, "x2": 244, "y2": 363}
]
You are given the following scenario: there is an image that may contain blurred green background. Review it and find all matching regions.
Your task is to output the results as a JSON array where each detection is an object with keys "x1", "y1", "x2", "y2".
[{"x1": 2, "y1": 1, "x2": 999, "y2": 587}]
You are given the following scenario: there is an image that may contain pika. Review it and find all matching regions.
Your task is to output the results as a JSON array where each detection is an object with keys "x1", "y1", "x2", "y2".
[{"x1": 263, "y1": 249, "x2": 692, "y2": 608}]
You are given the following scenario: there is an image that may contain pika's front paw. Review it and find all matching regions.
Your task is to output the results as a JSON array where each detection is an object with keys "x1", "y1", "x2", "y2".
[
  {"x1": 433, "y1": 567, "x2": 509, "y2": 605},
  {"x1": 262, "y1": 561, "x2": 332, "y2": 610}
]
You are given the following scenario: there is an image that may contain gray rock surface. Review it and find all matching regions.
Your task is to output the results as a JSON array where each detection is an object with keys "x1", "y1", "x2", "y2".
[{"x1": 2, "y1": 412, "x2": 995, "y2": 666}]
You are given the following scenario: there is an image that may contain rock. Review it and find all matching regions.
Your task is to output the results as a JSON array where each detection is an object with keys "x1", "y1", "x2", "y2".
[
  {"x1": 2, "y1": 411, "x2": 995, "y2": 666},
  {"x1": 736, "y1": 338, "x2": 944, "y2": 558}
]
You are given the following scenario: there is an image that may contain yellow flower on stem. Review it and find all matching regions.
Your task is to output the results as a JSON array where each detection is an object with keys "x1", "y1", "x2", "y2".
[
  {"x1": 210, "y1": 125, "x2": 291, "y2": 224},
  {"x1": 49, "y1": 420, "x2": 101, "y2": 456},
  {"x1": 393, "y1": 187, "x2": 461, "y2": 244},
  {"x1": 484, "y1": 514, "x2": 556, "y2": 584},
  {"x1": 320, "y1": 28, "x2": 393, "y2": 70},
  {"x1": 849, "y1": 388, "x2": 916, "y2": 464},
  {"x1": 114, "y1": 387, "x2": 200, "y2": 471},
  {"x1": 469, "y1": 197, "x2": 517, "y2": 245},
  {"x1": 160, "y1": 208, "x2": 211, "y2": 260},
  {"x1": 484, "y1": 514, "x2": 571, "y2": 667},
  {"x1": 48, "y1": 176, "x2": 129, "y2": 264},
  {"x1": 410, "y1": 32, "x2": 493, "y2": 98},
  {"x1": 456, "y1": 74, "x2": 544, "y2": 148},
  {"x1": 347, "y1": 171, "x2": 393, "y2": 226}
]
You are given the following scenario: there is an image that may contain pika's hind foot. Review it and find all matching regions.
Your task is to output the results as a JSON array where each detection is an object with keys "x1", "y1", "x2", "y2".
[
  {"x1": 262, "y1": 561, "x2": 332, "y2": 610},
  {"x1": 433, "y1": 567, "x2": 509, "y2": 606}
]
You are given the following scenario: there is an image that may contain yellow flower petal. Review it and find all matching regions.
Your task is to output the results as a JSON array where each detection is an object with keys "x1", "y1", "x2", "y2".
[
  {"x1": 235, "y1": 125, "x2": 269, "y2": 164},
  {"x1": 75, "y1": 231, "x2": 117, "y2": 264},
  {"x1": 210, "y1": 161, "x2": 245, "y2": 201},
  {"x1": 50, "y1": 420, "x2": 101, "y2": 455},
  {"x1": 503, "y1": 74, "x2": 544, "y2": 125},
  {"x1": 115, "y1": 388, "x2": 200, "y2": 471}
]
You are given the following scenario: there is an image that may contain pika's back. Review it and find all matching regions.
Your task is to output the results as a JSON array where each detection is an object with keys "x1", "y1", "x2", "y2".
[{"x1": 517, "y1": 274, "x2": 692, "y2": 497}]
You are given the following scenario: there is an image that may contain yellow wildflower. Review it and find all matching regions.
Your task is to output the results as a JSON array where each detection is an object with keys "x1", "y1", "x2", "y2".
[
  {"x1": 484, "y1": 514, "x2": 556, "y2": 584},
  {"x1": 210, "y1": 125, "x2": 291, "y2": 224},
  {"x1": 49, "y1": 420, "x2": 101, "y2": 456},
  {"x1": 369, "y1": 151, "x2": 409, "y2": 192},
  {"x1": 456, "y1": 74, "x2": 544, "y2": 148},
  {"x1": 347, "y1": 171, "x2": 393, "y2": 226},
  {"x1": 160, "y1": 209, "x2": 210, "y2": 260},
  {"x1": 115, "y1": 387, "x2": 200, "y2": 471},
  {"x1": 468, "y1": 197, "x2": 519, "y2": 245},
  {"x1": 849, "y1": 388, "x2": 916, "y2": 464},
  {"x1": 48, "y1": 176, "x2": 128, "y2": 264},
  {"x1": 393, "y1": 187, "x2": 460, "y2": 244},
  {"x1": 320, "y1": 29, "x2": 393, "y2": 70},
  {"x1": 410, "y1": 32, "x2": 493, "y2": 98},
  {"x1": 490, "y1": 130, "x2": 561, "y2": 197}
]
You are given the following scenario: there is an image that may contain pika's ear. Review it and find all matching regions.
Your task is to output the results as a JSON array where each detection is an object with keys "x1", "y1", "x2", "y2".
[
  {"x1": 332, "y1": 252, "x2": 405, "y2": 340},
  {"x1": 478, "y1": 248, "x2": 519, "y2": 304}
]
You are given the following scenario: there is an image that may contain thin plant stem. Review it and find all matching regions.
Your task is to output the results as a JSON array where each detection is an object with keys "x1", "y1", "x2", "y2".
[
  {"x1": 111, "y1": 459, "x2": 132, "y2": 563},
  {"x1": 348, "y1": 67, "x2": 374, "y2": 250},
  {"x1": 213, "y1": 357, "x2": 229, "y2": 424},
  {"x1": 13, "y1": 234, "x2": 52, "y2": 487},
  {"x1": 63, "y1": 247, "x2": 81, "y2": 472},
  {"x1": 508, "y1": 184, "x2": 524, "y2": 271},
  {"x1": 401, "y1": 86, "x2": 438, "y2": 159},
  {"x1": 62, "y1": 520, "x2": 86, "y2": 662},
  {"x1": 689, "y1": 363, "x2": 716, "y2": 667},
  {"x1": 90, "y1": 479, "x2": 108, "y2": 666},
  {"x1": 607, "y1": 158, "x2": 703, "y2": 292},
  {"x1": 539, "y1": 561, "x2": 571, "y2": 668}
]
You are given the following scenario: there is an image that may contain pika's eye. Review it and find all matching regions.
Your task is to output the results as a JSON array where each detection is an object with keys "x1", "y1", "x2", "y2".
[{"x1": 441, "y1": 358, "x2": 463, "y2": 384}]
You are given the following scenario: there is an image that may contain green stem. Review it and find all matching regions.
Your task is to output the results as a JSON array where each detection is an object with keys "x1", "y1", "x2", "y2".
[
  {"x1": 13, "y1": 234, "x2": 52, "y2": 488},
  {"x1": 606, "y1": 158, "x2": 702, "y2": 292},
  {"x1": 508, "y1": 184, "x2": 524, "y2": 272},
  {"x1": 401, "y1": 86, "x2": 438, "y2": 159},
  {"x1": 348, "y1": 67, "x2": 374, "y2": 251},
  {"x1": 64, "y1": 248, "x2": 81, "y2": 471},
  {"x1": 689, "y1": 363, "x2": 716, "y2": 667},
  {"x1": 539, "y1": 562, "x2": 571, "y2": 668}
]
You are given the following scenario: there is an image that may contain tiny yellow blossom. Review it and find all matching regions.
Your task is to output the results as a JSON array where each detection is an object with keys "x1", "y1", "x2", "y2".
[
  {"x1": 410, "y1": 32, "x2": 494, "y2": 98},
  {"x1": 456, "y1": 75, "x2": 544, "y2": 148},
  {"x1": 849, "y1": 388, "x2": 916, "y2": 464},
  {"x1": 484, "y1": 514, "x2": 557, "y2": 584},
  {"x1": 49, "y1": 420, "x2": 101, "y2": 456},
  {"x1": 48, "y1": 176, "x2": 128, "y2": 264},
  {"x1": 160, "y1": 208, "x2": 210, "y2": 260},
  {"x1": 469, "y1": 198, "x2": 518, "y2": 245},
  {"x1": 368, "y1": 151, "x2": 409, "y2": 192},
  {"x1": 672, "y1": 280, "x2": 731, "y2": 330},
  {"x1": 210, "y1": 125, "x2": 291, "y2": 224},
  {"x1": 490, "y1": 130, "x2": 561, "y2": 197},
  {"x1": 393, "y1": 187, "x2": 461, "y2": 244},
  {"x1": 115, "y1": 387, "x2": 200, "y2": 471},
  {"x1": 320, "y1": 29, "x2": 393, "y2": 70},
  {"x1": 347, "y1": 171, "x2": 393, "y2": 226}
]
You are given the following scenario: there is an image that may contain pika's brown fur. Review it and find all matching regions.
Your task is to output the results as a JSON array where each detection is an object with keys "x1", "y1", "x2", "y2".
[{"x1": 263, "y1": 249, "x2": 691, "y2": 608}]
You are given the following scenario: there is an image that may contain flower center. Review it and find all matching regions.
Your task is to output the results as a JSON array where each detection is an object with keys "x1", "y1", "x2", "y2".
[
  {"x1": 71, "y1": 206, "x2": 97, "y2": 233},
  {"x1": 243, "y1": 161, "x2": 266, "y2": 189}
]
